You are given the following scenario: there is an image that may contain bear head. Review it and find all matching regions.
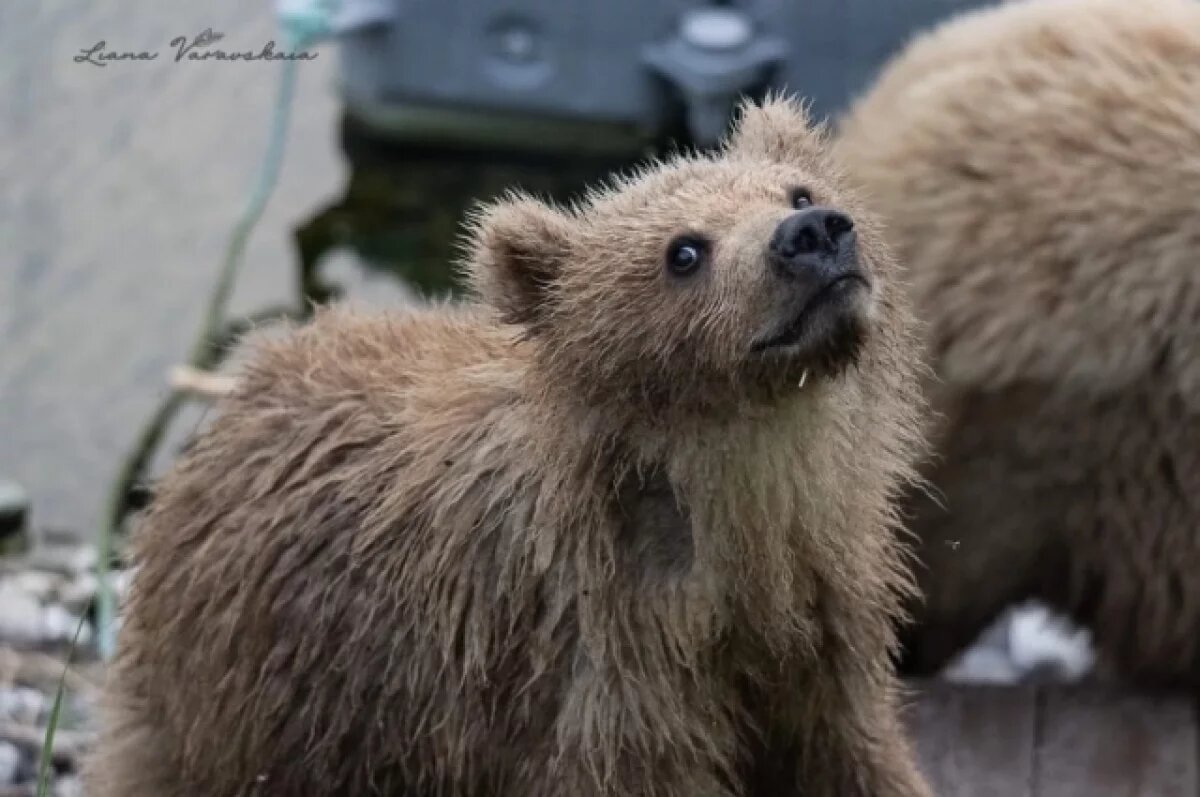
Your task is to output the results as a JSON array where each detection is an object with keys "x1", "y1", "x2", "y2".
[{"x1": 465, "y1": 96, "x2": 906, "y2": 420}]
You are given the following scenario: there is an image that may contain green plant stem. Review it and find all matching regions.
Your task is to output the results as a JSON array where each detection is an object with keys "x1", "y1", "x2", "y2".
[{"x1": 36, "y1": 615, "x2": 88, "y2": 797}]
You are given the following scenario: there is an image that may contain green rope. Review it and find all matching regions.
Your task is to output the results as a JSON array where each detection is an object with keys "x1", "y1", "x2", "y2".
[
  {"x1": 189, "y1": 47, "x2": 301, "y2": 363},
  {"x1": 95, "y1": 16, "x2": 332, "y2": 660}
]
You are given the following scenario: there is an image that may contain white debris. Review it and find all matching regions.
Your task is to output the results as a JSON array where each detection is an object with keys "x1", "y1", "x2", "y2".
[
  {"x1": 1008, "y1": 603, "x2": 1095, "y2": 681},
  {"x1": 941, "y1": 602, "x2": 1095, "y2": 685}
]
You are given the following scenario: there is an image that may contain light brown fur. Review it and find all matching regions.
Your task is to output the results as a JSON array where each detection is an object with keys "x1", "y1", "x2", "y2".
[
  {"x1": 837, "y1": 0, "x2": 1200, "y2": 683},
  {"x1": 87, "y1": 98, "x2": 930, "y2": 796}
]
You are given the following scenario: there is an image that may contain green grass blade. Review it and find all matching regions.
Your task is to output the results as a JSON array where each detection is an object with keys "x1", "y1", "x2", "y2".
[{"x1": 36, "y1": 613, "x2": 89, "y2": 797}]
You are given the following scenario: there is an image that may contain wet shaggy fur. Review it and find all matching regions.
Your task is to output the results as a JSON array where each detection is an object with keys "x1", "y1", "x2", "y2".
[
  {"x1": 837, "y1": 0, "x2": 1200, "y2": 683},
  {"x1": 87, "y1": 98, "x2": 931, "y2": 796}
]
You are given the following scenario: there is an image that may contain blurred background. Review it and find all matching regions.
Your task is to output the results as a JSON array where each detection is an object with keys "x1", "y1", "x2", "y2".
[
  {"x1": 3, "y1": 1, "x2": 344, "y2": 541},
  {"x1": 3, "y1": 0, "x2": 981, "y2": 543},
  {"x1": 2, "y1": 0, "x2": 1195, "y2": 794}
]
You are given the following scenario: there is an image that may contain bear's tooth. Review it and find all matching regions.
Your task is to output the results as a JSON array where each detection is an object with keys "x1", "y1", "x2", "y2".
[{"x1": 798, "y1": 370, "x2": 809, "y2": 389}]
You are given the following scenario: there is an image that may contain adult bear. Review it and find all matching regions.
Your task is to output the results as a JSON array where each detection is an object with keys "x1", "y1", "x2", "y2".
[{"x1": 838, "y1": 0, "x2": 1200, "y2": 684}]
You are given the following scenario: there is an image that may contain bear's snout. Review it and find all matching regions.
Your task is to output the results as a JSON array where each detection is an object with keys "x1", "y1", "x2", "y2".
[
  {"x1": 768, "y1": 207, "x2": 857, "y2": 281},
  {"x1": 752, "y1": 206, "x2": 871, "y2": 357}
]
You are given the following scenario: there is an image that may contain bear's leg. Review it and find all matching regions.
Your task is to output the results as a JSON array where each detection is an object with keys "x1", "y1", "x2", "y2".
[
  {"x1": 527, "y1": 667, "x2": 742, "y2": 797},
  {"x1": 838, "y1": 722, "x2": 932, "y2": 797},
  {"x1": 810, "y1": 666, "x2": 931, "y2": 797},
  {"x1": 749, "y1": 687, "x2": 930, "y2": 797},
  {"x1": 1050, "y1": 514, "x2": 1200, "y2": 687},
  {"x1": 742, "y1": 620, "x2": 931, "y2": 797},
  {"x1": 903, "y1": 483, "x2": 1049, "y2": 676},
  {"x1": 901, "y1": 406, "x2": 1065, "y2": 676}
]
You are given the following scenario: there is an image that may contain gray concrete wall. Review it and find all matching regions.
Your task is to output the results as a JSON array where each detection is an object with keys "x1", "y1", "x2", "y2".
[{"x1": 1, "y1": 2, "x2": 348, "y2": 537}]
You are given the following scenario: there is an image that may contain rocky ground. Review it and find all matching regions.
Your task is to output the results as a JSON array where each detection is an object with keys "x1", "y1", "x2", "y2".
[{"x1": 0, "y1": 481, "x2": 114, "y2": 796}]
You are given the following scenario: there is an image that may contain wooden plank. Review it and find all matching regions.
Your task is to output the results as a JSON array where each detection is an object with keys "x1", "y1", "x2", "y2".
[
  {"x1": 903, "y1": 681, "x2": 1037, "y2": 797},
  {"x1": 1033, "y1": 687, "x2": 1198, "y2": 797}
]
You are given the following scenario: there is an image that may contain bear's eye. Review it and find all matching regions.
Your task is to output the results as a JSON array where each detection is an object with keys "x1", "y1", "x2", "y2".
[
  {"x1": 665, "y1": 236, "x2": 709, "y2": 278},
  {"x1": 790, "y1": 188, "x2": 813, "y2": 209}
]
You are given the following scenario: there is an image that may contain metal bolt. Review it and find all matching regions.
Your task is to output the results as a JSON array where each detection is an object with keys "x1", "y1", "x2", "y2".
[{"x1": 680, "y1": 8, "x2": 754, "y2": 52}]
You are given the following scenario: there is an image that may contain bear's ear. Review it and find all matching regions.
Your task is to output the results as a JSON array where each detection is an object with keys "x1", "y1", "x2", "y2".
[
  {"x1": 465, "y1": 194, "x2": 575, "y2": 328},
  {"x1": 724, "y1": 94, "x2": 828, "y2": 167}
]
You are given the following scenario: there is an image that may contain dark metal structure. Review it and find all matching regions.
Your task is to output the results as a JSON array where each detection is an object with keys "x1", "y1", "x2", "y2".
[
  {"x1": 297, "y1": 0, "x2": 997, "y2": 301},
  {"x1": 333, "y1": 0, "x2": 992, "y2": 146}
]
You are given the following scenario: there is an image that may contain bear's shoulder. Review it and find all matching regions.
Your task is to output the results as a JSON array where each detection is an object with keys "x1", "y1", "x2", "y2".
[{"x1": 233, "y1": 303, "x2": 524, "y2": 410}]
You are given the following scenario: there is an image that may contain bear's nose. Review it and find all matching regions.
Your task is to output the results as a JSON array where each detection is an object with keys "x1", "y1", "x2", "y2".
[{"x1": 769, "y1": 207, "x2": 856, "y2": 278}]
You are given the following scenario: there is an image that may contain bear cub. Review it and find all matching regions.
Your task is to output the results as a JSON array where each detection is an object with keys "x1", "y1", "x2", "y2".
[{"x1": 88, "y1": 98, "x2": 930, "y2": 797}]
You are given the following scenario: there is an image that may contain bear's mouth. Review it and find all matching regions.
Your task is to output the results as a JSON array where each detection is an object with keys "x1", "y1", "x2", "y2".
[{"x1": 752, "y1": 271, "x2": 872, "y2": 354}]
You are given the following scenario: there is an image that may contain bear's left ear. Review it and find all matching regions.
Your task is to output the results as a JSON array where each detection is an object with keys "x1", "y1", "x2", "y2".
[
  {"x1": 724, "y1": 94, "x2": 828, "y2": 167},
  {"x1": 465, "y1": 194, "x2": 575, "y2": 328}
]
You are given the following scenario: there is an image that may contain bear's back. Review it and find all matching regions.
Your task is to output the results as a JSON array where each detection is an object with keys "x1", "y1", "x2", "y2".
[
  {"x1": 99, "y1": 305, "x2": 569, "y2": 795},
  {"x1": 837, "y1": 0, "x2": 1200, "y2": 394}
]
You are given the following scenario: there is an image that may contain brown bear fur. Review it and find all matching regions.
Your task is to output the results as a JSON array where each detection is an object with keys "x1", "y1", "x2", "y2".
[
  {"x1": 86, "y1": 98, "x2": 931, "y2": 796},
  {"x1": 836, "y1": 0, "x2": 1200, "y2": 684}
]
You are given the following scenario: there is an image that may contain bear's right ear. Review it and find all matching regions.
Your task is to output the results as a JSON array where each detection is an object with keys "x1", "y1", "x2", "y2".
[
  {"x1": 465, "y1": 194, "x2": 575, "y2": 328},
  {"x1": 724, "y1": 94, "x2": 828, "y2": 168}
]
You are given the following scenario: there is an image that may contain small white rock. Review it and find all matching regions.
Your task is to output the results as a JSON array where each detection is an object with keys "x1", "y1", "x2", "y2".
[
  {"x1": 0, "y1": 740, "x2": 21, "y2": 785},
  {"x1": 0, "y1": 686, "x2": 46, "y2": 724},
  {"x1": 41, "y1": 605, "x2": 92, "y2": 647},
  {"x1": 55, "y1": 774, "x2": 85, "y2": 797},
  {"x1": 59, "y1": 572, "x2": 98, "y2": 614},
  {"x1": 28, "y1": 544, "x2": 97, "y2": 577},
  {"x1": 9, "y1": 570, "x2": 62, "y2": 602},
  {"x1": 0, "y1": 583, "x2": 44, "y2": 644}
]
